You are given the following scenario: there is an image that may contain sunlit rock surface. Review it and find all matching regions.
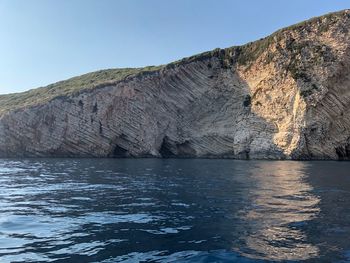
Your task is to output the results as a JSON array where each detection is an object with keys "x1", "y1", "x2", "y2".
[{"x1": 0, "y1": 10, "x2": 350, "y2": 159}]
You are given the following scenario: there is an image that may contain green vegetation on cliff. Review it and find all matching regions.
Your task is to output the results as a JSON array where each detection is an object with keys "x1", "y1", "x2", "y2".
[
  {"x1": 0, "y1": 9, "x2": 348, "y2": 116},
  {"x1": 0, "y1": 66, "x2": 162, "y2": 115},
  {"x1": 236, "y1": 9, "x2": 347, "y2": 66}
]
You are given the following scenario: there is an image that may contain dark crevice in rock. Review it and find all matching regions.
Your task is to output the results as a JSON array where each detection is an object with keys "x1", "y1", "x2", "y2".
[
  {"x1": 159, "y1": 137, "x2": 175, "y2": 157},
  {"x1": 159, "y1": 137, "x2": 196, "y2": 158},
  {"x1": 112, "y1": 144, "x2": 128, "y2": 157},
  {"x1": 93, "y1": 102, "x2": 98, "y2": 113},
  {"x1": 176, "y1": 141, "x2": 196, "y2": 156},
  {"x1": 245, "y1": 149, "x2": 250, "y2": 160},
  {"x1": 243, "y1": 95, "x2": 251, "y2": 107},
  {"x1": 335, "y1": 144, "x2": 350, "y2": 159}
]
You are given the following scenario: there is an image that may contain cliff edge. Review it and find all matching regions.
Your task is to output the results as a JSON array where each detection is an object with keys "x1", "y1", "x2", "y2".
[{"x1": 1, "y1": 10, "x2": 350, "y2": 159}]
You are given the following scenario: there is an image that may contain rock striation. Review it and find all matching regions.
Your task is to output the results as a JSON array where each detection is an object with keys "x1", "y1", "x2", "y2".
[{"x1": 1, "y1": 10, "x2": 350, "y2": 159}]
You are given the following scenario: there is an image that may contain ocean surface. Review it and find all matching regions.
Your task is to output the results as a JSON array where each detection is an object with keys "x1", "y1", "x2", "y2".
[{"x1": 0, "y1": 159, "x2": 349, "y2": 262}]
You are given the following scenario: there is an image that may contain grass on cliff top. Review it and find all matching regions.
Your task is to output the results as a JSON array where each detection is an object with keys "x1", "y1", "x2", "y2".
[
  {"x1": 0, "y1": 9, "x2": 348, "y2": 115},
  {"x1": 0, "y1": 66, "x2": 163, "y2": 115},
  {"x1": 236, "y1": 9, "x2": 348, "y2": 66}
]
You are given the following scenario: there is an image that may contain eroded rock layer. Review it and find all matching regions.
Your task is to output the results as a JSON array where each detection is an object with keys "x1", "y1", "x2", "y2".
[{"x1": 1, "y1": 10, "x2": 350, "y2": 159}]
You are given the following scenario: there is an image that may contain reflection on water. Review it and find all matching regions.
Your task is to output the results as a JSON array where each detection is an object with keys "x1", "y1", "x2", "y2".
[
  {"x1": 0, "y1": 159, "x2": 349, "y2": 262},
  {"x1": 237, "y1": 162, "x2": 320, "y2": 261}
]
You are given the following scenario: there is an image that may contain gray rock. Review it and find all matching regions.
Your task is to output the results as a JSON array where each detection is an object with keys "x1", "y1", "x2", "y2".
[{"x1": 1, "y1": 10, "x2": 350, "y2": 159}]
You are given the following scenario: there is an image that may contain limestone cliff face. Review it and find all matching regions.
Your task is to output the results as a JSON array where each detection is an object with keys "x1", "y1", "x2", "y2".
[{"x1": 1, "y1": 10, "x2": 350, "y2": 159}]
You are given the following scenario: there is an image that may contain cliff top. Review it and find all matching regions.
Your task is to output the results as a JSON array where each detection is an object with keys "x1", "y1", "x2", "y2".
[
  {"x1": 0, "y1": 66, "x2": 164, "y2": 115},
  {"x1": 0, "y1": 9, "x2": 349, "y2": 116}
]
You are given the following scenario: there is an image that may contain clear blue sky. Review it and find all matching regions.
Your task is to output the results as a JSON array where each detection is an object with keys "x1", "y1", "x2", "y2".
[{"x1": 0, "y1": 0, "x2": 349, "y2": 94}]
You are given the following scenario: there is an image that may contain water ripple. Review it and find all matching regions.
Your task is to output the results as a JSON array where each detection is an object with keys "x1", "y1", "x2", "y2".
[{"x1": 0, "y1": 159, "x2": 349, "y2": 262}]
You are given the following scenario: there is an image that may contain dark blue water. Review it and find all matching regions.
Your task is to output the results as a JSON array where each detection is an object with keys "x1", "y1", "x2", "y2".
[{"x1": 0, "y1": 159, "x2": 350, "y2": 262}]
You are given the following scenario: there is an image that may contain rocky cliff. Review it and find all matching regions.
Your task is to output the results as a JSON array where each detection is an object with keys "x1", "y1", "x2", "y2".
[{"x1": 1, "y1": 10, "x2": 350, "y2": 159}]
